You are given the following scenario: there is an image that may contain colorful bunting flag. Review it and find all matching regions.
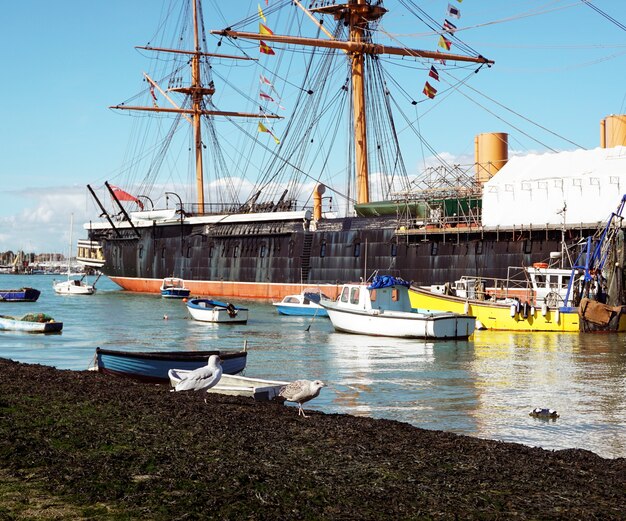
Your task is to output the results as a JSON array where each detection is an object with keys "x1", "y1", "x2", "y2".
[
  {"x1": 259, "y1": 41, "x2": 275, "y2": 55},
  {"x1": 442, "y1": 19, "x2": 457, "y2": 34},
  {"x1": 259, "y1": 23, "x2": 273, "y2": 36},
  {"x1": 258, "y1": 4, "x2": 266, "y2": 23},
  {"x1": 438, "y1": 35, "x2": 452, "y2": 51},
  {"x1": 447, "y1": 3, "x2": 461, "y2": 19},
  {"x1": 423, "y1": 82, "x2": 437, "y2": 99},
  {"x1": 428, "y1": 65, "x2": 439, "y2": 81},
  {"x1": 258, "y1": 122, "x2": 280, "y2": 144}
]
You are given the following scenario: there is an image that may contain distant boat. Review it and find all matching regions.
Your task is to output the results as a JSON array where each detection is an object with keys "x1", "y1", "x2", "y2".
[
  {"x1": 0, "y1": 313, "x2": 63, "y2": 334},
  {"x1": 0, "y1": 287, "x2": 41, "y2": 302},
  {"x1": 273, "y1": 290, "x2": 329, "y2": 317},
  {"x1": 168, "y1": 370, "x2": 289, "y2": 402},
  {"x1": 186, "y1": 298, "x2": 248, "y2": 324},
  {"x1": 321, "y1": 275, "x2": 476, "y2": 339},
  {"x1": 93, "y1": 347, "x2": 248, "y2": 384},
  {"x1": 54, "y1": 214, "x2": 98, "y2": 295},
  {"x1": 160, "y1": 277, "x2": 191, "y2": 299}
]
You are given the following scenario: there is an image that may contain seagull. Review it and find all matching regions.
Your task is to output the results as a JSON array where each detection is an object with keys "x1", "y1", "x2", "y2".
[
  {"x1": 279, "y1": 379, "x2": 326, "y2": 417},
  {"x1": 170, "y1": 355, "x2": 223, "y2": 392}
]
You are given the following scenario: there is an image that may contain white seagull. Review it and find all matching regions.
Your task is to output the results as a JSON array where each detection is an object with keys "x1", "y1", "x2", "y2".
[
  {"x1": 279, "y1": 379, "x2": 326, "y2": 417},
  {"x1": 170, "y1": 355, "x2": 223, "y2": 392}
]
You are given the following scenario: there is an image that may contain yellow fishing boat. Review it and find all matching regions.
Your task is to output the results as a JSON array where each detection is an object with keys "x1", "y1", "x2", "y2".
[{"x1": 410, "y1": 195, "x2": 626, "y2": 333}]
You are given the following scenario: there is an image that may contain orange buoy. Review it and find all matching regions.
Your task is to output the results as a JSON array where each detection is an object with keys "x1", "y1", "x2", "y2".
[
  {"x1": 182, "y1": 298, "x2": 188, "y2": 303},
  {"x1": 533, "y1": 262, "x2": 548, "y2": 269}
]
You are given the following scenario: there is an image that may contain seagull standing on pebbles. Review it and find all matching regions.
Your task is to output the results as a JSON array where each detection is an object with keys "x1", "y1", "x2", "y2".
[
  {"x1": 170, "y1": 355, "x2": 223, "y2": 392},
  {"x1": 279, "y1": 379, "x2": 326, "y2": 417}
]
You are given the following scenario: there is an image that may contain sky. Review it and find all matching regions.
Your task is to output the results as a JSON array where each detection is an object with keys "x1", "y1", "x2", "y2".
[{"x1": 1, "y1": 0, "x2": 625, "y2": 254}]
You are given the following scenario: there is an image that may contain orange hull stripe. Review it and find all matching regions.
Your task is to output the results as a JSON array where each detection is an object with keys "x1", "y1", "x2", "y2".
[{"x1": 109, "y1": 276, "x2": 341, "y2": 301}]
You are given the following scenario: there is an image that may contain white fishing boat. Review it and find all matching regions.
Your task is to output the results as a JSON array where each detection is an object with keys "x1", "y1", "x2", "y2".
[
  {"x1": 186, "y1": 298, "x2": 248, "y2": 324},
  {"x1": 160, "y1": 277, "x2": 191, "y2": 299},
  {"x1": 168, "y1": 370, "x2": 288, "y2": 401},
  {"x1": 320, "y1": 276, "x2": 475, "y2": 339},
  {"x1": 273, "y1": 290, "x2": 329, "y2": 317}
]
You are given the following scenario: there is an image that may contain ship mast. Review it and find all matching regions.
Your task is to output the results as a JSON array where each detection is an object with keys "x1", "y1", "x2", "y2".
[
  {"x1": 213, "y1": 1, "x2": 493, "y2": 205},
  {"x1": 110, "y1": 0, "x2": 280, "y2": 215}
]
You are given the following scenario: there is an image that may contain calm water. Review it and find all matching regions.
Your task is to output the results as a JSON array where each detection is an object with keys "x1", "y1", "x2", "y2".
[{"x1": 2, "y1": 274, "x2": 625, "y2": 459}]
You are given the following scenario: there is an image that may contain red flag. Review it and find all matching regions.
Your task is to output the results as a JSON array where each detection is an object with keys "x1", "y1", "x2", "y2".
[
  {"x1": 259, "y1": 41, "x2": 275, "y2": 55},
  {"x1": 429, "y1": 65, "x2": 439, "y2": 81},
  {"x1": 110, "y1": 185, "x2": 144, "y2": 210},
  {"x1": 260, "y1": 91, "x2": 274, "y2": 102},
  {"x1": 423, "y1": 82, "x2": 437, "y2": 99}
]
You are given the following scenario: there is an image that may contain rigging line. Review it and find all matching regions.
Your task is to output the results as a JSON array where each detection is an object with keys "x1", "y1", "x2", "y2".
[
  {"x1": 582, "y1": 0, "x2": 626, "y2": 32},
  {"x1": 226, "y1": 116, "x2": 355, "y2": 206},
  {"x1": 457, "y1": 79, "x2": 586, "y2": 150}
]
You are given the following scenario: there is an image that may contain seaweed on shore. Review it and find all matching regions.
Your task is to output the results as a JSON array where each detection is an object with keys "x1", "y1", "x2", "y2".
[{"x1": 0, "y1": 358, "x2": 624, "y2": 520}]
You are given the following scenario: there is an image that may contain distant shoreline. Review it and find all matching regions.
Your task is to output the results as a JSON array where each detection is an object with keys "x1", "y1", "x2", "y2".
[{"x1": 0, "y1": 357, "x2": 624, "y2": 520}]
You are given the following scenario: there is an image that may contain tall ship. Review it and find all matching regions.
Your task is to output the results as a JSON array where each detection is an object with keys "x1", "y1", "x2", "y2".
[{"x1": 80, "y1": 0, "x2": 626, "y2": 301}]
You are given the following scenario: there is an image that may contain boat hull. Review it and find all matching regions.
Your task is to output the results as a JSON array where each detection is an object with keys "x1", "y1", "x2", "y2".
[
  {"x1": 53, "y1": 280, "x2": 96, "y2": 295},
  {"x1": 161, "y1": 288, "x2": 191, "y2": 299},
  {"x1": 0, "y1": 316, "x2": 63, "y2": 333},
  {"x1": 273, "y1": 304, "x2": 328, "y2": 316},
  {"x1": 89, "y1": 214, "x2": 595, "y2": 301},
  {"x1": 186, "y1": 299, "x2": 248, "y2": 324},
  {"x1": 95, "y1": 348, "x2": 247, "y2": 384},
  {"x1": 409, "y1": 286, "x2": 582, "y2": 332},
  {"x1": 0, "y1": 288, "x2": 41, "y2": 302},
  {"x1": 323, "y1": 306, "x2": 475, "y2": 339}
]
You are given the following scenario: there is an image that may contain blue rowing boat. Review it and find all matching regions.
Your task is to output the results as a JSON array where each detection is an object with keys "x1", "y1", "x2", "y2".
[
  {"x1": 94, "y1": 346, "x2": 248, "y2": 384},
  {"x1": 0, "y1": 287, "x2": 41, "y2": 302}
]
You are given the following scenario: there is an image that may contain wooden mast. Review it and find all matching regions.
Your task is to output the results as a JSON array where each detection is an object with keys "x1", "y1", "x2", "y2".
[
  {"x1": 212, "y1": 1, "x2": 493, "y2": 206},
  {"x1": 110, "y1": 0, "x2": 280, "y2": 215},
  {"x1": 191, "y1": 0, "x2": 205, "y2": 213}
]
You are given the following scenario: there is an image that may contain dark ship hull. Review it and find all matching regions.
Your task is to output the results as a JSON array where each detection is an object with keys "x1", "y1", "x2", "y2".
[{"x1": 84, "y1": 212, "x2": 591, "y2": 300}]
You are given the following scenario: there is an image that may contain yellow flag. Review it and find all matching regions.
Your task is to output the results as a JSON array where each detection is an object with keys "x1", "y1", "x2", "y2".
[{"x1": 258, "y1": 4, "x2": 266, "y2": 23}]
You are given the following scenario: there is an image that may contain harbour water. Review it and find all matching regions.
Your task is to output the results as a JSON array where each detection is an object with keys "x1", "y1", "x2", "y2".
[{"x1": 1, "y1": 274, "x2": 625, "y2": 459}]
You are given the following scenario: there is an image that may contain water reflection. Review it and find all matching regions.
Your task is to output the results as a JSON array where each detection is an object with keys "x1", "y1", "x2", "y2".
[{"x1": 1, "y1": 274, "x2": 625, "y2": 458}]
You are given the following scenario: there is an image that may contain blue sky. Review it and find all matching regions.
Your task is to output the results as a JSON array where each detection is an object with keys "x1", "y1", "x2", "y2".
[{"x1": 1, "y1": 1, "x2": 624, "y2": 253}]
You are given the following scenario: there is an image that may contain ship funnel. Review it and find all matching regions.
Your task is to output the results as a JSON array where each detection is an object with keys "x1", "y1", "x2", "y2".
[
  {"x1": 600, "y1": 115, "x2": 626, "y2": 148},
  {"x1": 474, "y1": 132, "x2": 508, "y2": 184},
  {"x1": 313, "y1": 183, "x2": 326, "y2": 221}
]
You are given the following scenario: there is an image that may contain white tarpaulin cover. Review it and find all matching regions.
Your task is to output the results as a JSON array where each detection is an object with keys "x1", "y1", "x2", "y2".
[{"x1": 482, "y1": 146, "x2": 626, "y2": 227}]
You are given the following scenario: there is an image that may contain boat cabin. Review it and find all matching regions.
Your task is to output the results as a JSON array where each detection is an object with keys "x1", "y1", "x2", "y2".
[{"x1": 337, "y1": 282, "x2": 414, "y2": 313}]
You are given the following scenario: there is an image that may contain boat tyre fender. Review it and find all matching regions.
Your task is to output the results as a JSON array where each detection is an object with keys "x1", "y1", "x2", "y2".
[{"x1": 226, "y1": 303, "x2": 237, "y2": 317}]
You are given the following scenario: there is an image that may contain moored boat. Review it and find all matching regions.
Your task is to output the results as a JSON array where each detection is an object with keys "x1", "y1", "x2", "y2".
[
  {"x1": 186, "y1": 298, "x2": 248, "y2": 324},
  {"x1": 409, "y1": 195, "x2": 626, "y2": 333},
  {"x1": 273, "y1": 290, "x2": 329, "y2": 317},
  {"x1": 0, "y1": 313, "x2": 63, "y2": 334},
  {"x1": 320, "y1": 275, "x2": 475, "y2": 339},
  {"x1": 168, "y1": 371, "x2": 289, "y2": 402},
  {"x1": 94, "y1": 347, "x2": 247, "y2": 384},
  {"x1": 160, "y1": 277, "x2": 191, "y2": 299},
  {"x1": 0, "y1": 287, "x2": 41, "y2": 302}
]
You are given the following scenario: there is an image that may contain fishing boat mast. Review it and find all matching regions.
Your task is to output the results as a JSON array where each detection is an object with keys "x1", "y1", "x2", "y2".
[
  {"x1": 213, "y1": 0, "x2": 494, "y2": 206},
  {"x1": 110, "y1": 0, "x2": 280, "y2": 215}
]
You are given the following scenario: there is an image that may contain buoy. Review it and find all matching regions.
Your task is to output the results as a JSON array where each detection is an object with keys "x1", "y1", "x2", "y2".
[
  {"x1": 533, "y1": 262, "x2": 548, "y2": 269},
  {"x1": 464, "y1": 301, "x2": 470, "y2": 315},
  {"x1": 530, "y1": 306, "x2": 535, "y2": 317},
  {"x1": 541, "y1": 302, "x2": 548, "y2": 316},
  {"x1": 522, "y1": 302, "x2": 529, "y2": 319},
  {"x1": 163, "y1": 314, "x2": 168, "y2": 320},
  {"x1": 555, "y1": 309, "x2": 560, "y2": 323},
  {"x1": 182, "y1": 298, "x2": 188, "y2": 303}
]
